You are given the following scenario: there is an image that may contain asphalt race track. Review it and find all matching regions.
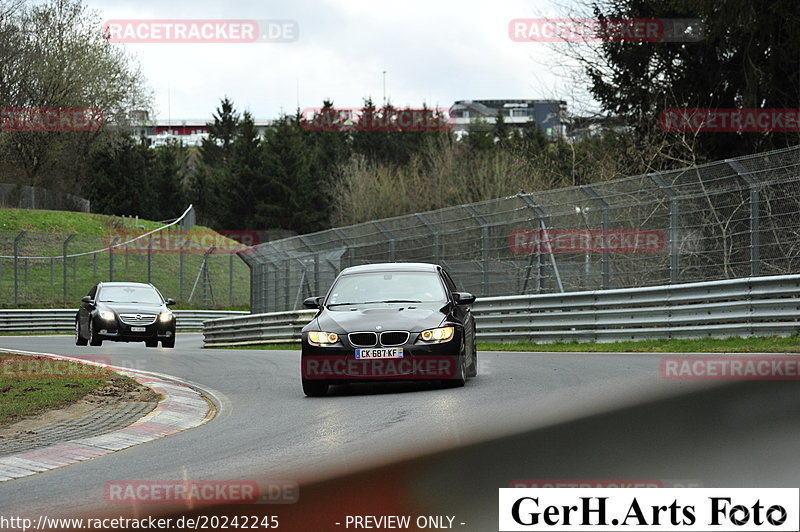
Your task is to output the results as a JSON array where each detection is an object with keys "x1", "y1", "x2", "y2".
[{"x1": 0, "y1": 334, "x2": 796, "y2": 530}]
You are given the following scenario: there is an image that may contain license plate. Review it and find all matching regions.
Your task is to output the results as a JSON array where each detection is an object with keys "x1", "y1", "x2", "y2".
[
  {"x1": 355, "y1": 348, "x2": 403, "y2": 359},
  {"x1": 130, "y1": 327, "x2": 146, "y2": 332}
]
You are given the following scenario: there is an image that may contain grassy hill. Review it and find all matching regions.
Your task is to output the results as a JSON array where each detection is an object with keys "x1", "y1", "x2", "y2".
[{"x1": 0, "y1": 209, "x2": 251, "y2": 309}]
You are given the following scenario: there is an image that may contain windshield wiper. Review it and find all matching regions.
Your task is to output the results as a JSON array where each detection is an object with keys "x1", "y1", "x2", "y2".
[
  {"x1": 364, "y1": 300, "x2": 422, "y2": 304},
  {"x1": 327, "y1": 299, "x2": 422, "y2": 307}
]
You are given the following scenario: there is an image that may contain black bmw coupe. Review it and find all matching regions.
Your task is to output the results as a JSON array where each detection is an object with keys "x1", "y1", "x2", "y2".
[{"x1": 300, "y1": 262, "x2": 477, "y2": 396}]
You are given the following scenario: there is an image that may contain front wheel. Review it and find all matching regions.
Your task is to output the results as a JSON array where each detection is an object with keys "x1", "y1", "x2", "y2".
[
  {"x1": 442, "y1": 352, "x2": 467, "y2": 388},
  {"x1": 161, "y1": 337, "x2": 175, "y2": 348},
  {"x1": 75, "y1": 320, "x2": 88, "y2": 346},
  {"x1": 467, "y1": 341, "x2": 478, "y2": 378},
  {"x1": 302, "y1": 378, "x2": 329, "y2": 397},
  {"x1": 88, "y1": 321, "x2": 102, "y2": 346}
]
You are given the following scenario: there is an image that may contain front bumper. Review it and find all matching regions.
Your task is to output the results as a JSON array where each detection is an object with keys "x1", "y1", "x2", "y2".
[
  {"x1": 301, "y1": 329, "x2": 463, "y2": 382},
  {"x1": 92, "y1": 316, "x2": 176, "y2": 342}
]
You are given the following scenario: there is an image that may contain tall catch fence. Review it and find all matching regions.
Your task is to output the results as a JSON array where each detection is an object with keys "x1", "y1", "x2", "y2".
[
  {"x1": 241, "y1": 145, "x2": 800, "y2": 314},
  {"x1": 0, "y1": 206, "x2": 251, "y2": 308}
]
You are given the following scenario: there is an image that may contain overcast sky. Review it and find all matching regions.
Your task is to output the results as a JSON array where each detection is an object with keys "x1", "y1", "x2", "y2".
[{"x1": 85, "y1": 0, "x2": 594, "y2": 121}]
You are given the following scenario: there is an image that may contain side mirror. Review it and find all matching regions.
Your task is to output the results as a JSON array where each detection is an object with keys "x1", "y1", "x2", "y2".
[
  {"x1": 303, "y1": 296, "x2": 323, "y2": 309},
  {"x1": 81, "y1": 295, "x2": 93, "y2": 304},
  {"x1": 165, "y1": 298, "x2": 176, "y2": 306},
  {"x1": 453, "y1": 292, "x2": 476, "y2": 305}
]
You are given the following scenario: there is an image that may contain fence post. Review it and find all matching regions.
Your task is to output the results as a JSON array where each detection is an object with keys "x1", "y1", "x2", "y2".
[
  {"x1": 373, "y1": 221, "x2": 396, "y2": 262},
  {"x1": 229, "y1": 252, "x2": 234, "y2": 306},
  {"x1": 332, "y1": 228, "x2": 352, "y2": 269},
  {"x1": 582, "y1": 185, "x2": 610, "y2": 290},
  {"x1": 464, "y1": 205, "x2": 490, "y2": 295},
  {"x1": 726, "y1": 159, "x2": 761, "y2": 277},
  {"x1": 109, "y1": 236, "x2": 118, "y2": 281},
  {"x1": 180, "y1": 238, "x2": 190, "y2": 300},
  {"x1": 650, "y1": 174, "x2": 679, "y2": 284},
  {"x1": 415, "y1": 213, "x2": 440, "y2": 264},
  {"x1": 147, "y1": 237, "x2": 153, "y2": 283},
  {"x1": 13, "y1": 231, "x2": 24, "y2": 306},
  {"x1": 518, "y1": 194, "x2": 563, "y2": 293},
  {"x1": 63, "y1": 234, "x2": 76, "y2": 304}
]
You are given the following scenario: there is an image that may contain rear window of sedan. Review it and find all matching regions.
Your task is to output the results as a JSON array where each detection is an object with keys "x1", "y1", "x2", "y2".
[{"x1": 327, "y1": 272, "x2": 447, "y2": 305}]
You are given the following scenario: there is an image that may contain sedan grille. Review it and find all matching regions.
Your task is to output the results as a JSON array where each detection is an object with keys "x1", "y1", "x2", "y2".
[
  {"x1": 380, "y1": 331, "x2": 409, "y2": 347},
  {"x1": 119, "y1": 313, "x2": 157, "y2": 326},
  {"x1": 349, "y1": 332, "x2": 377, "y2": 347}
]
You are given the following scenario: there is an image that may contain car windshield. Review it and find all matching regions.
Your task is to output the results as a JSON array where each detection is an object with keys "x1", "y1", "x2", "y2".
[
  {"x1": 326, "y1": 272, "x2": 446, "y2": 306},
  {"x1": 97, "y1": 286, "x2": 162, "y2": 304}
]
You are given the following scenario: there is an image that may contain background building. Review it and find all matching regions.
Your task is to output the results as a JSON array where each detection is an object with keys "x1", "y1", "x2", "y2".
[{"x1": 449, "y1": 99, "x2": 568, "y2": 140}]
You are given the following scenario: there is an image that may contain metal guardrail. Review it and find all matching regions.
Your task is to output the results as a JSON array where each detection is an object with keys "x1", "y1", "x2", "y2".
[
  {"x1": 201, "y1": 275, "x2": 800, "y2": 347},
  {"x1": 0, "y1": 309, "x2": 248, "y2": 333},
  {"x1": 473, "y1": 274, "x2": 800, "y2": 343},
  {"x1": 203, "y1": 310, "x2": 316, "y2": 347}
]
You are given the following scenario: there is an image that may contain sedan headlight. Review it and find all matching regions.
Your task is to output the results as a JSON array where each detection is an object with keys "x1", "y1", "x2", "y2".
[
  {"x1": 99, "y1": 310, "x2": 115, "y2": 321},
  {"x1": 419, "y1": 326, "x2": 454, "y2": 343},
  {"x1": 159, "y1": 312, "x2": 174, "y2": 323},
  {"x1": 307, "y1": 331, "x2": 340, "y2": 346}
]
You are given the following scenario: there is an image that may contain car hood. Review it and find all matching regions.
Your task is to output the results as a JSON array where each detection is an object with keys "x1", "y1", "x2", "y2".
[
  {"x1": 316, "y1": 304, "x2": 446, "y2": 333},
  {"x1": 97, "y1": 302, "x2": 166, "y2": 313}
]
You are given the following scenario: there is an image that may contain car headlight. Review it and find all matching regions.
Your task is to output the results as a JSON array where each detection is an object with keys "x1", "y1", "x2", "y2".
[
  {"x1": 99, "y1": 310, "x2": 115, "y2": 321},
  {"x1": 159, "y1": 312, "x2": 174, "y2": 323},
  {"x1": 307, "y1": 331, "x2": 340, "y2": 346},
  {"x1": 419, "y1": 326, "x2": 454, "y2": 343}
]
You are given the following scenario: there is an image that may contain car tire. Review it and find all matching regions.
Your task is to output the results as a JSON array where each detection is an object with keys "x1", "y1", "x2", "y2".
[
  {"x1": 88, "y1": 321, "x2": 102, "y2": 346},
  {"x1": 161, "y1": 337, "x2": 175, "y2": 348},
  {"x1": 75, "y1": 320, "x2": 88, "y2": 346},
  {"x1": 145, "y1": 339, "x2": 158, "y2": 348},
  {"x1": 302, "y1": 378, "x2": 329, "y2": 397},
  {"x1": 467, "y1": 336, "x2": 478, "y2": 378},
  {"x1": 442, "y1": 352, "x2": 467, "y2": 388}
]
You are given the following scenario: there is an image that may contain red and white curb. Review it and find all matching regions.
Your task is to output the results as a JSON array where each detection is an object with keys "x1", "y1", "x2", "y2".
[{"x1": 0, "y1": 349, "x2": 213, "y2": 482}]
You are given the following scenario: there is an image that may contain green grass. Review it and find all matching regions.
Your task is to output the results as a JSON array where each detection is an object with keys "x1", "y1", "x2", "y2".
[
  {"x1": 477, "y1": 336, "x2": 800, "y2": 353},
  {"x1": 205, "y1": 336, "x2": 800, "y2": 353},
  {"x1": 0, "y1": 208, "x2": 162, "y2": 236},
  {"x1": 0, "y1": 353, "x2": 118, "y2": 424},
  {"x1": 0, "y1": 209, "x2": 251, "y2": 309}
]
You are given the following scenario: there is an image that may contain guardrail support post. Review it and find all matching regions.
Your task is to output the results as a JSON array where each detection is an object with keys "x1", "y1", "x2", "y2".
[{"x1": 650, "y1": 174, "x2": 679, "y2": 284}]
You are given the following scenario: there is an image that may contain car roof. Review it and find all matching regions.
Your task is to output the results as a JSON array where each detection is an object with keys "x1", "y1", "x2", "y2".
[
  {"x1": 339, "y1": 262, "x2": 439, "y2": 275},
  {"x1": 97, "y1": 282, "x2": 155, "y2": 288}
]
